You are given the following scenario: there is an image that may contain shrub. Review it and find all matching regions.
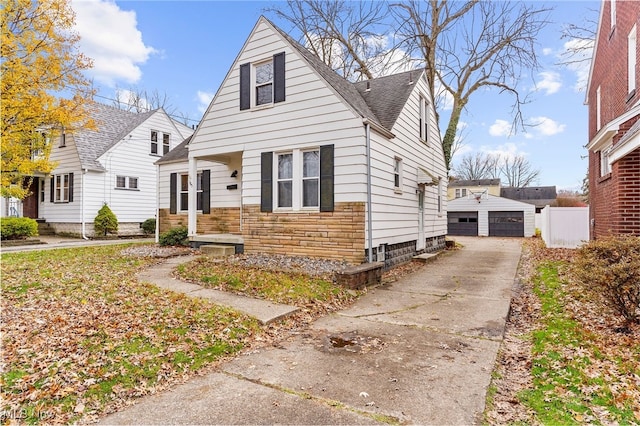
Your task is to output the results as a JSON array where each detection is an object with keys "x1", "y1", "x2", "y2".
[
  {"x1": 159, "y1": 226, "x2": 189, "y2": 246},
  {"x1": 141, "y1": 218, "x2": 156, "y2": 235},
  {"x1": 94, "y1": 204, "x2": 118, "y2": 236},
  {"x1": 0, "y1": 217, "x2": 38, "y2": 240},
  {"x1": 573, "y1": 235, "x2": 640, "y2": 325}
]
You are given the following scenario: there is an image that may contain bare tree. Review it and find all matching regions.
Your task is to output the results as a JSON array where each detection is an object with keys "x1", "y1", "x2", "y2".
[
  {"x1": 269, "y1": 1, "x2": 396, "y2": 81},
  {"x1": 452, "y1": 152, "x2": 499, "y2": 180},
  {"x1": 557, "y1": 7, "x2": 598, "y2": 68},
  {"x1": 499, "y1": 154, "x2": 540, "y2": 188},
  {"x1": 269, "y1": 1, "x2": 552, "y2": 171},
  {"x1": 453, "y1": 152, "x2": 540, "y2": 187},
  {"x1": 111, "y1": 87, "x2": 194, "y2": 126}
]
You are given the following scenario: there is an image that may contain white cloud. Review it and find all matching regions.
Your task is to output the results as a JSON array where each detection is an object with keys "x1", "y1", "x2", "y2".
[
  {"x1": 528, "y1": 116, "x2": 566, "y2": 136},
  {"x1": 542, "y1": 47, "x2": 554, "y2": 56},
  {"x1": 114, "y1": 88, "x2": 150, "y2": 111},
  {"x1": 559, "y1": 38, "x2": 594, "y2": 93},
  {"x1": 535, "y1": 71, "x2": 562, "y2": 95},
  {"x1": 489, "y1": 119, "x2": 512, "y2": 137},
  {"x1": 72, "y1": 0, "x2": 156, "y2": 86},
  {"x1": 481, "y1": 142, "x2": 525, "y2": 161},
  {"x1": 196, "y1": 91, "x2": 215, "y2": 114}
]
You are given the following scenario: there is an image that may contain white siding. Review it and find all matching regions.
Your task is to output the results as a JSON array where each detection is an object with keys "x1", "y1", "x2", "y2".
[
  {"x1": 369, "y1": 73, "x2": 447, "y2": 247},
  {"x1": 189, "y1": 18, "x2": 368, "y2": 209},
  {"x1": 42, "y1": 133, "x2": 83, "y2": 222},
  {"x1": 93, "y1": 110, "x2": 192, "y2": 224},
  {"x1": 448, "y1": 195, "x2": 536, "y2": 237}
]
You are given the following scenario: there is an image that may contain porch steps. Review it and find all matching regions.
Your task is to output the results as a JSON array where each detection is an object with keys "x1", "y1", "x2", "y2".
[
  {"x1": 200, "y1": 244, "x2": 235, "y2": 258},
  {"x1": 36, "y1": 220, "x2": 55, "y2": 236}
]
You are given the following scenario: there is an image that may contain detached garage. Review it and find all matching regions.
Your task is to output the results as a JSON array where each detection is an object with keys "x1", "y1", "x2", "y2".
[{"x1": 448, "y1": 193, "x2": 535, "y2": 237}]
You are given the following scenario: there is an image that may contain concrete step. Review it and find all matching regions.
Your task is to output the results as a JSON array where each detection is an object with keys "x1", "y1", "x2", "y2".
[
  {"x1": 37, "y1": 223, "x2": 55, "y2": 236},
  {"x1": 200, "y1": 244, "x2": 235, "y2": 258}
]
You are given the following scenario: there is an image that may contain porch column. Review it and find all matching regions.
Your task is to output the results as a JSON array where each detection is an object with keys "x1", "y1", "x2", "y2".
[{"x1": 188, "y1": 156, "x2": 197, "y2": 236}]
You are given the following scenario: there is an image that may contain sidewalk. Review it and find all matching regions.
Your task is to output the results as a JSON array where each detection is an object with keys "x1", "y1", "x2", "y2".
[{"x1": 100, "y1": 236, "x2": 522, "y2": 425}]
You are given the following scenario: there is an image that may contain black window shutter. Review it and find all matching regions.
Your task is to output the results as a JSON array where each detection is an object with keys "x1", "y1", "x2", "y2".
[
  {"x1": 261, "y1": 152, "x2": 273, "y2": 212},
  {"x1": 273, "y1": 52, "x2": 286, "y2": 103},
  {"x1": 201, "y1": 169, "x2": 211, "y2": 214},
  {"x1": 320, "y1": 144, "x2": 334, "y2": 212},
  {"x1": 239, "y1": 63, "x2": 251, "y2": 110},
  {"x1": 169, "y1": 173, "x2": 177, "y2": 214},
  {"x1": 50, "y1": 177, "x2": 54, "y2": 202},
  {"x1": 68, "y1": 173, "x2": 74, "y2": 202}
]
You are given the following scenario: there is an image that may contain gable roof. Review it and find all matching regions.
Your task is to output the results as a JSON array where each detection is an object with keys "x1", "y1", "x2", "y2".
[
  {"x1": 73, "y1": 102, "x2": 156, "y2": 171},
  {"x1": 156, "y1": 135, "x2": 192, "y2": 165},
  {"x1": 267, "y1": 17, "x2": 424, "y2": 133}
]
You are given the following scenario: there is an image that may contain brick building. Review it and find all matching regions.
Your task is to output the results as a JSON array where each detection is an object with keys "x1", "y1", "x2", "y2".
[{"x1": 586, "y1": 0, "x2": 640, "y2": 238}]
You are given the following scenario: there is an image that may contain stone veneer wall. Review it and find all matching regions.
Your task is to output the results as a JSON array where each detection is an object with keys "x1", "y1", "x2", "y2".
[
  {"x1": 370, "y1": 235, "x2": 446, "y2": 269},
  {"x1": 242, "y1": 202, "x2": 366, "y2": 264},
  {"x1": 46, "y1": 222, "x2": 145, "y2": 237},
  {"x1": 158, "y1": 208, "x2": 241, "y2": 234}
]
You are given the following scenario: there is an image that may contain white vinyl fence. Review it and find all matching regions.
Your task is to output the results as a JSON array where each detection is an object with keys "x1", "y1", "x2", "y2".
[{"x1": 540, "y1": 206, "x2": 589, "y2": 249}]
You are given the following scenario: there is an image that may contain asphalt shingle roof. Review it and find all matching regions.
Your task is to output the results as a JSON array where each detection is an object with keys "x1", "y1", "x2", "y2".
[
  {"x1": 157, "y1": 18, "x2": 427, "y2": 164},
  {"x1": 74, "y1": 102, "x2": 156, "y2": 171},
  {"x1": 450, "y1": 179, "x2": 501, "y2": 187}
]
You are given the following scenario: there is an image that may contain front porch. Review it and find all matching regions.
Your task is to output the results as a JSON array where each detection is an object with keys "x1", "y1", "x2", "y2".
[{"x1": 189, "y1": 233, "x2": 244, "y2": 254}]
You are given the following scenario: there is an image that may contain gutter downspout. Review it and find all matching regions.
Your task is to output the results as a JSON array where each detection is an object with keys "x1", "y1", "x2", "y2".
[
  {"x1": 81, "y1": 168, "x2": 89, "y2": 240},
  {"x1": 155, "y1": 163, "x2": 160, "y2": 243},
  {"x1": 364, "y1": 120, "x2": 373, "y2": 263}
]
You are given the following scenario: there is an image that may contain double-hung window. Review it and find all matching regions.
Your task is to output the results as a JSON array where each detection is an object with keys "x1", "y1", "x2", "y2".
[
  {"x1": 274, "y1": 149, "x2": 320, "y2": 210},
  {"x1": 419, "y1": 96, "x2": 428, "y2": 142},
  {"x1": 394, "y1": 157, "x2": 403, "y2": 191},
  {"x1": 628, "y1": 25, "x2": 637, "y2": 96},
  {"x1": 600, "y1": 147, "x2": 612, "y2": 176},
  {"x1": 255, "y1": 61, "x2": 274, "y2": 106},
  {"x1": 163, "y1": 133, "x2": 170, "y2": 155},
  {"x1": 180, "y1": 173, "x2": 203, "y2": 211},
  {"x1": 151, "y1": 131, "x2": 158, "y2": 154},
  {"x1": 54, "y1": 174, "x2": 70, "y2": 202}
]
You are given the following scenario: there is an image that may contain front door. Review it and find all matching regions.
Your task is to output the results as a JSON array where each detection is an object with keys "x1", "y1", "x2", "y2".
[
  {"x1": 22, "y1": 177, "x2": 39, "y2": 219},
  {"x1": 417, "y1": 189, "x2": 425, "y2": 250}
]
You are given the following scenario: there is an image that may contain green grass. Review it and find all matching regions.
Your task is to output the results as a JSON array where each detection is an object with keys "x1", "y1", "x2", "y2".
[
  {"x1": 176, "y1": 257, "x2": 355, "y2": 306},
  {"x1": 518, "y1": 262, "x2": 639, "y2": 425},
  {"x1": 1, "y1": 244, "x2": 259, "y2": 424}
]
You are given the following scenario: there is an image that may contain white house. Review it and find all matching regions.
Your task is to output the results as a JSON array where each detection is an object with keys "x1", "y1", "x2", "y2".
[
  {"x1": 447, "y1": 192, "x2": 535, "y2": 237},
  {"x1": 20, "y1": 102, "x2": 194, "y2": 237},
  {"x1": 156, "y1": 16, "x2": 447, "y2": 266}
]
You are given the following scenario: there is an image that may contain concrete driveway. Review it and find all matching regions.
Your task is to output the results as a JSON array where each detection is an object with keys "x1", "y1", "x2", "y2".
[{"x1": 100, "y1": 236, "x2": 523, "y2": 425}]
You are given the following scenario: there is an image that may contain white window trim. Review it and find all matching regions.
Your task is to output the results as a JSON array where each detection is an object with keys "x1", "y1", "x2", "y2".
[
  {"x1": 596, "y1": 85, "x2": 602, "y2": 131},
  {"x1": 150, "y1": 130, "x2": 158, "y2": 155},
  {"x1": 162, "y1": 133, "x2": 170, "y2": 155},
  {"x1": 600, "y1": 146, "x2": 612, "y2": 176},
  {"x1": 419, "y1": 96, "x2": 428, "y2": 143},
  {"x1": 115, "y1": 176, "x2": 139, "y2": 190},
  {"x1": 54, "y1": 174, "x2": 70, "y2": 203},
  {"x1": 254, "y1": 59, "x2": 274, "y2": 108},
  {"x1": 179, "y1": 172, "x2": 203, "y2": 212},
  {"x1": 611, "y1": 0, "x2": 616, "y2": 31},
  {"x1": 273, "y1": 148, "x2": 320, "y2": 211},
  {"x1": 394, "y1": 157, "x2": 403, "y2": 193},
  {"x1": 629, "y1": 25, "x2": 637, "y2": 95}
]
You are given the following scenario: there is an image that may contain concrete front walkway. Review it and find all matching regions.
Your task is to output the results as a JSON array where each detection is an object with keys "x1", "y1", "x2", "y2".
[{"x1": 100, "y1": 236, "x2": 523, "y2": 425}]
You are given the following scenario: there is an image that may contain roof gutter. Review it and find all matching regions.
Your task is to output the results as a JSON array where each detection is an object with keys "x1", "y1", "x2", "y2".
[{"x1": 363, "y1": 117, "x2": 395, "y2": 140}]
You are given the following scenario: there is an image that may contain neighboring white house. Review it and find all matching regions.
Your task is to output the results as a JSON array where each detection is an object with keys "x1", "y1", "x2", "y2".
[
  {"x1": 22, "y1": 102, "x2": 194, "y2": 237},
  {"x1": 447, "y1": 193, "x2": 535, "y2": 237},
  {"x1": 156, "y1": 16, "x2": 448, "y2": 266}
]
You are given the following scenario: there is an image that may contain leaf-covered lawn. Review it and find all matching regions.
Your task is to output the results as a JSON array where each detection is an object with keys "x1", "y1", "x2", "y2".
[
  {"x1": 485, "y1": 238, "x2": 640, "y2": 425},
  {"x1": 1, "y1": 245, "x2": 259, "y2": 424},
  {"x1": 176, "y1": 257, "x2": 357, "y2": 307}
]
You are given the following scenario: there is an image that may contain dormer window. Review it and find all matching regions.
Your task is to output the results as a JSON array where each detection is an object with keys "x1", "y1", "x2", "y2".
[{"x1": 240, "y1": 52, "x2": 286, "y2": 110}]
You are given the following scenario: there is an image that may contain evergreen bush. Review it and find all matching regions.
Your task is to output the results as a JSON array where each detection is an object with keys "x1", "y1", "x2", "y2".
[
  {"x1": 94, "y1": 204, "x2": 118, "y2": 236},
  {"x1": 159, "y1": 226, "x2": 189, "y2": 246},
  {"x1": 0, "y1": 217, "x2": 38, "y2": 240},
  {"x1": 141, "y1": 218, "x2": 156, "y2": 235}
]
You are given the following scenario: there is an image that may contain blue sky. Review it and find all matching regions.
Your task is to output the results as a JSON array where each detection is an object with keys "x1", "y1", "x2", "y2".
[{"x1": 70, "y1": 0, "x2": 600, "y2": 191}]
